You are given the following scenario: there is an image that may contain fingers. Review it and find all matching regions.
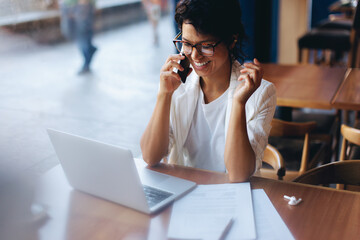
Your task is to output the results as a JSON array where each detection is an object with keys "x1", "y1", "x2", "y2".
[
  {"x1": 241, "y1": 59, "x2": 262, "y2": 75},
  {"x1": 160, "y1": 70, "x2": 182, "y2": 82},
  {"x1": 240, "y1": 73, "x2": 254, "y2": 88},
  {"x1": 162, "y1": 54, "x2": 186, "y2": 72},
  {"x1": 165, "y1": 53, "x2": 185, "y2": 63},
  {"x1": 239, "y1": 58, "x2": 263, "y2": 87},
  {"x1": 159, "y1": 54, "x2": 189, "y2": 91}
]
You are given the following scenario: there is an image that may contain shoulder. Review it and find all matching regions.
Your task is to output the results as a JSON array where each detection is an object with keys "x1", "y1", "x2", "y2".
[
  {"x1": 258, "y1": 79, "x2": 276, "y2": 96},
  {"x1": 243, "y1": 78, "x2": 276, "y2": 114},
  {"x1": 250, "y1": 79, "x2": 276, "y2": 106}
]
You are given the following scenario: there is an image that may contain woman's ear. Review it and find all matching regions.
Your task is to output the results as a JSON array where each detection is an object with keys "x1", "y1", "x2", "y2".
[{"x1": 229, "y1": 34, "x2": 239, "y2": 50}]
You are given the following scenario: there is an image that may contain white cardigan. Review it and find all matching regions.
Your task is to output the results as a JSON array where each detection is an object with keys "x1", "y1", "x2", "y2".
[{"x1": 168, "y1": 60, "x2": 276, "y2": 173}]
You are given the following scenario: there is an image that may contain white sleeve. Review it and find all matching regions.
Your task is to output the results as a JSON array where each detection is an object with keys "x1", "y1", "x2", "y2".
[{"x1": 246, "y1": 81, "x2": 277, "y2": 172}]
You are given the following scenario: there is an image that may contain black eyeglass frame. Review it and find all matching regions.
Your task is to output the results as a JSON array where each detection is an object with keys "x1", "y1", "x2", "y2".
[{"x1": 172, "y1": 31, "x2": 221, "y2": 57}]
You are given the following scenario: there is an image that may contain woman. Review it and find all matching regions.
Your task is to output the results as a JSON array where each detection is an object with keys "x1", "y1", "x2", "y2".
[{"x1": 140, "y1": 0, "x2": 276, "y2": 182}]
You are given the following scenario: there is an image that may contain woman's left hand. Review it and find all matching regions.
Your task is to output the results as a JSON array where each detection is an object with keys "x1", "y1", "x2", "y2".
[{"x1": 233, "y1": 58, "x2": 263, "y2": 105}]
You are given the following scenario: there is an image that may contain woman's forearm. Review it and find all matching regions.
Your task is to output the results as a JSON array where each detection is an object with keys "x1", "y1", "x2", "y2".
[
  {"x1": 224, "y1": 102, "x2": 256, "y2": 182},
  {"x1": 140, "y1": 92, "x2": 173, "y2": 166}
]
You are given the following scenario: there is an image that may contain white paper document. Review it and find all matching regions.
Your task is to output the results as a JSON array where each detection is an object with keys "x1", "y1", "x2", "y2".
[
  {"x1": 252, "y1": 189, "x2": 294, "y2": 240},
  {"x1": 167, "y1": 183, "x2": 256, "y2": 240}
]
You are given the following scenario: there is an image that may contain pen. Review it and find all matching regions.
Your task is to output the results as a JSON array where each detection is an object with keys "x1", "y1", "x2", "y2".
[{"x1": 219, "y1": 218, "x2": 234, "y2": 240}]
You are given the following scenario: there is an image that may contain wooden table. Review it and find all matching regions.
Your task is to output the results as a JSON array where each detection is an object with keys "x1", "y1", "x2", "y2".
[
  {"x1": 262, "y1": 64, "x2": 347, "y2": 110},
  {"x1": 31, "y1": 161, "x2": 360, "y2": 240},
  {"x1": 332, "y1": 68, "x2": 360, "y2": 111}
]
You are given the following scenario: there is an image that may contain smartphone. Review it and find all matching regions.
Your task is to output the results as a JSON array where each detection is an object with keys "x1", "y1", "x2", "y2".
[{"x1": 178, "y1": 53, "x2": 190, "y2": 83}]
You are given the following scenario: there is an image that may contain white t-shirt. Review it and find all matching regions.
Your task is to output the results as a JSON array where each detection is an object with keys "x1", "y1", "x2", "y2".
[{"x1": 184, "y1": 88, "x2": 229, "y2": 172}]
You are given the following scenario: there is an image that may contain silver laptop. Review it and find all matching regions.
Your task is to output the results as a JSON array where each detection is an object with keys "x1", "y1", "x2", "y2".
[{"x1": 47, "y1": 129, "x2": 196, "y2": 214}]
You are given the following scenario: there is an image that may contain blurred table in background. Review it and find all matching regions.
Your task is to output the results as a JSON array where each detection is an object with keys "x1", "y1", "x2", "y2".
[
  {"x1": 262, "y1": 64, "x2": 347, "y2": 109},
  {"x1": 332, "y1": 68, "x2": 360, "y2": 111}
]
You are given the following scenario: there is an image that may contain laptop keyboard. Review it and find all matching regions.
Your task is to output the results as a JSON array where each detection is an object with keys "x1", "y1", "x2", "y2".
[{"x1": 143, "y1": 185, "x2": 173, "y2": 208}]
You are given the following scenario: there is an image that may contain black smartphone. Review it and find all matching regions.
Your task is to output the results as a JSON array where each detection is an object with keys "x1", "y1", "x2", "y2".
[{"x1": 178, "y1": 53, "x2": 190, "y2": 83}]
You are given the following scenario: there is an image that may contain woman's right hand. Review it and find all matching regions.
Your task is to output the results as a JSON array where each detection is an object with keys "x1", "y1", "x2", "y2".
[{"x1": 159, "y1": 54, "x2": 191, "y2": 94}]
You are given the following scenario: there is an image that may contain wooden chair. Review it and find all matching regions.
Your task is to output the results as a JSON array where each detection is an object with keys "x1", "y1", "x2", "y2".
[
  {"x1": 257, "y1": 144, "x2": 286, "y2": 180},
  {"x1": 338, "y1": 124, "x2": 360, "y2": 191},
  {"x1": 293, "y1": 160, "x2": 360, "y2": 190},
  {"x1": 268, "y1": 118, "x2": 330, "y2": 181},
  {"x1": 340, "y1": 124, "x2": 360, "y2": 161},
  {"x1": 291, "y1": 108, "x2": 339, "y2": 164}
]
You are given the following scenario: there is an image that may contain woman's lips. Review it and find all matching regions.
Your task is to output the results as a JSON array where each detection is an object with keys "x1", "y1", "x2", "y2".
[{"x1": 193, "y1": 60, "x2": 210, "y2": 70}]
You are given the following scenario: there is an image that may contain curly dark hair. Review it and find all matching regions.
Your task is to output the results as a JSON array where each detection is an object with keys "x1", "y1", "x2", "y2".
[{"x1": 175, "y1": 0, "x2": 247, "y2": 62}]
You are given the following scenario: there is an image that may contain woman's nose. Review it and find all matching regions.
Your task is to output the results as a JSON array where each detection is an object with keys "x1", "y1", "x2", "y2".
[{"x1": 191, "y1": 47, "x2": 202, "y2": 60}]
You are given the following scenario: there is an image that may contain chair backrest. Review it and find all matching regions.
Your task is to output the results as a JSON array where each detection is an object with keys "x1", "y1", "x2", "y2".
[
  {"x1": 270, "y1": 118, "x2": 317, "y2": 136},
  {"x1": 270, "y1": 118, "x2": 317, "y2": 175},
  {"x1": 262, "y1": 144, "x2": 285, "y2": 180},
  {"x1": 293, "y1": 160, "x2": 360, "y2": 188},
  {"x1": 339, "y1": 124, "x2": 360, "y2": 161}
]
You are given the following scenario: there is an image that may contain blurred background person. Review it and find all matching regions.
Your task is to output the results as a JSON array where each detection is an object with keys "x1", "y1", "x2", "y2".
[
  {"x1": 142, "y1": 0, "x2": 162, "y2": 46},
  {"x1": 58, "y1": 0, "x2": 98, "y2": 74}
]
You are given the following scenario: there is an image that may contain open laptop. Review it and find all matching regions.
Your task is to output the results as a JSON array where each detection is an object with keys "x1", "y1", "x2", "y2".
[{"x1": 47, "y1": 129, "x2": 196, "y2": 214}]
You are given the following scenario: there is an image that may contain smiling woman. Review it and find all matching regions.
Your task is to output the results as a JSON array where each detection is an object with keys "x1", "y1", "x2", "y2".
[{"x1": 140, "y1": 0, "x2": 277, "y2": 182}]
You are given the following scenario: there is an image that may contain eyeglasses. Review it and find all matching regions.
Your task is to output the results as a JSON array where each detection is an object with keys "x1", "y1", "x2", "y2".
[{"x1": 173, "y1": 32, "x2": 221, "y2": 57}]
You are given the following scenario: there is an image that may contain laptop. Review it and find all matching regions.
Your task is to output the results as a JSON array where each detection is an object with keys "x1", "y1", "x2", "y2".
[{"x1": 47, "y1": 129, "x2": 196, "y2": 214}]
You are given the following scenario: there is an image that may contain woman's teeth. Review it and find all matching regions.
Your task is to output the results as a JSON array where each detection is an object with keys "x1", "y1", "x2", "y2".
[{"x1": 194, "y1": 61, "x2": 210, "y2": 67}]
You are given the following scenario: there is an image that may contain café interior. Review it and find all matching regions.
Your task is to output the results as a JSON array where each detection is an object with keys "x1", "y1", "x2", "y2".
[{"x1": 0, "y1": 0, "x2": 359, "y2": 239}]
